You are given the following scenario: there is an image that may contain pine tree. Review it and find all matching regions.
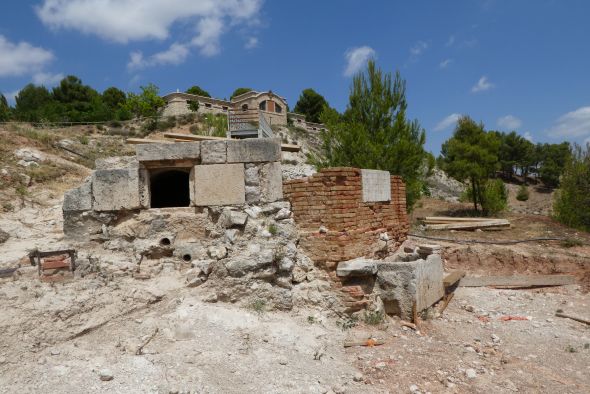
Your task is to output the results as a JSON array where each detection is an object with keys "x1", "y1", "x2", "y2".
[
  {"x1": 293, "y1": 88, "x2": 328, "y2": 123},
  {"x1": 310, "y1": 60, "x2": 427, "y2": 209}
]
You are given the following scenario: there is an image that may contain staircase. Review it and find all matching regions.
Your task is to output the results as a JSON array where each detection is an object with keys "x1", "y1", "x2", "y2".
[{"x1": 227, "y1": 110, "x2": 274, "y2": 139}]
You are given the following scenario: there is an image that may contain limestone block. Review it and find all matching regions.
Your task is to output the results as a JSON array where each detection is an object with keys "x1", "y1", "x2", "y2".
[
  {"x1": 244, "y1": 165, "x2": 260, "y2": 186},
  {"x1": 92, "y1": 168, "x2": 141, "y2": 211},
  {"x1": 227, "y1": 138, "x2": 281, "y2": 163},
  {"x1": 219, "y1": 208, "x2": 248, "y2": 228},
  {"x1": 135, "y1": 142, "x2": 200, "y2": 162},
  {"x1": 376, "y1": 254, "x2": 444, "y2": 319},
  {"x1": 259, "y1": 161, "x2": 283, "y2": 202},
  {"x1": 336, "y1": 258, "x2": 378, "y2": 277},
  {"x1": 192, "y1": 164, "x2": 245, "y2": 206},
  {"x1": 201, "y1": 140, "x2": 227, "y2": 164},
  {"x1": 95, "y1": 156, "x2": 138, "y2": 170},
  {"x1": 361, "y1": 169, "x2": 391, "y2": 202},
  {"x1": 63, "y1": 177, "x2": 92, "y2": 212},
  {"x1": 245, "y1": 186, "x2": 261, "y2": 203}
]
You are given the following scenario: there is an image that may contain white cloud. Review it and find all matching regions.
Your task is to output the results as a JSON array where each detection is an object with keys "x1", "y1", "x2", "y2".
[
  {"x1": 32, "y1": 71, "x2": 64, "y2": 86},
  {"x1": 445, "y1": 35, "x2": 455, "y2": 47},
  {"x1": 128, "y1": 43, "x2": 190, "y2": 70},
  {"x1": 0, "y1": 35, "x2": 54, "y2": 77},
  {"x1": 439, "y1": 58, "x2": 453, "y2": 69},
  {"x1": 524, "y1": 131, "x2": 534, "y2": 142},
  {"x1": 245, "y1": 36, "x2": 258, "y2": 49},
  {"x1": 471, "y1": 76, "x2": 494, "y2": 93},
  {"x1": 343, "y1": 46, "x2": 376, "y2": 77},
  {"x1": 497, "y1": 115, "x2": 522, "y2": 130},
  {"x1": 410, "y1": 41, "x2": 429, "y2": 57},
  {"x1": 548, "y1": 106, "x2": 590, "y2": 139},
  {"x1": 434, "y1": 113, "x2": 461, "y2": 132},
  {"x1": 36, "y1": 0, "x2": 263, "y2": 62}
]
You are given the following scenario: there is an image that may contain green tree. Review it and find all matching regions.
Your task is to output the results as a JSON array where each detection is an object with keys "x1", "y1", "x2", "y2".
[
  {"x1": 51, "y1": 75, "x2": 105, "y2": 122},
  {"x1": 537, "y1": 142, "x2": 570, "y2": 188},
  {"x1": 553, "y1": 143, "x2": 590, "y2": 231},
  {"x1": 230, "y1": 87, "x2": 252, "y2": 100},
  {"x1": 293, "y1": 88, "x2": 329, "y2": 123},
  {"x1": 186, "y1": 85, "x2": 211, "y2": 97},
  {"x1": 310, "y1": 60, "x2": 427, "y2": 209},
  {"x1": 14, "y1": 84, "x2": 54, "y2": 122},
  {"x1": 495, "y1": 131, "x2": 536, "y2": 181},
  {"x1": 124, "y1": 84, "x2": 166, "y2": 119},
  {"x1": 440, "y1": 116, "x2": 501, "y2": 212},
  {"x1": 0, "y1": 94, "x2": 10, "y2": 121},
  {"x1": 102, "y1": 87, "x2": 126, "y2": 110}
]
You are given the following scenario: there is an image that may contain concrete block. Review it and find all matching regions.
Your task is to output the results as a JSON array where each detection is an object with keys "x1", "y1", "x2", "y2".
[
  {"x1": 376, "y1": 254, "x2": 444, "y2": 319},
  {"x1": 259, "y1": 161, "x2": 283, "y2": 202},
  {"x1": 135, "y1": 142, "x2": 200, "y2": 162},
  {"x1": 192, "y1": 164, "x2": 245, "y2": 206},
  {"x1": 361, "y1": 169, "x2": 391, "y2": 202},
  {"x1": 336, "y1": 258, "x2": 378, "y2": 277},
  {"x1": 92, "y1": 168, "x2": 141, "y2": 211},
  {"x1": 227, "y1": 138, "x2": 281, "y2": 163},
  {"x1": 201, "y1": 140, "x2": 227, "y2": 164},
  {"x1": 63, "y1": 177, "x2": 92, "y2": 212}
]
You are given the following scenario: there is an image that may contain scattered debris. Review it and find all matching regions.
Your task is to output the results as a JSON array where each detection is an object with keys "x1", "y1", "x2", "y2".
[
  {"x1": 499, "y1": 316, "x2": 531, "y2": 322},
  {"x1": 343, "y1": 338, "x2": 385, "y2": 348},
  {"x1": 135, "y1": 327, "x2": 159, "y2": 355}
]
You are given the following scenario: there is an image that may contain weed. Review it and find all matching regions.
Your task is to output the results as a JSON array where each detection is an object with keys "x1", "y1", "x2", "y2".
[
  {"x1": 364, "y1": 310, "x2": 385, "y2": 325},
  {"x1": 561, "y1": 238, "x2": 583, "y2": 248},
  {"x1": 78, "y1": 135, "x2": 89, "y2": 145},
  {"x1": 336, "y1": 315, "x2": 358, "y2": 331},
  {"x1": 268, "y1": 224, "x2": 278, "y2": 236},
  {"x1": 249, "y1": 299, "x2": 266, "y2": 315},
  {"x1": 307, "y1": 316, "x2": 316, "y2": 324},
  {"x1": 189, "y1": 124, "x2": 200, "y2": 135},
  {"x1": 2, "y1": 202, "x2": 14, "y2": 212},
  {"x1": 565, "y1": 344, "x2": 578, "y2": 353}
]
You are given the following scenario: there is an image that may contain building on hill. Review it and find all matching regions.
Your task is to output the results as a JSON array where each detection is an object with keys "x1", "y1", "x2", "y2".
[{"x1": 161, "y1": 89, "x2": 326, "y2": 136}]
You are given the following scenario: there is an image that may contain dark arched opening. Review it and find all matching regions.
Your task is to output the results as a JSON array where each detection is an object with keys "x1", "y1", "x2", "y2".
[{"x1": 149, "y1": 169, "x2": 190, "y2": 208}]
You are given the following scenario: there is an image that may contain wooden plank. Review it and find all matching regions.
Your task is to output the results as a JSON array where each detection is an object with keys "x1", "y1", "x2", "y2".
[
  {"x1": 459, "y1": 274, "x2": 576, "y2": 288},
  {"x1": 422, "y1": 216, "x2": 501, "y2": 222},
  {"x1": 555, "y1": 312, "x2": 590, "y2": 325},
  {"x1": 426, "y1": 220, "x2": 510, "y2": 231},
  {"x1": 127, "y1": 138, "x2": 172, "y2": 144},
  {"x1": 443, "y1": 270, "x2": 466, "y2": 288},
  {"x1": 343, "y1": 338, "x2": 385, "y2": 347}
]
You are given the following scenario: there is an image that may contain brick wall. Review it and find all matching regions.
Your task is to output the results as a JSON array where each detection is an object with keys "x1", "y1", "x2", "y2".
[{"x1": 283, "y1": 167, "x2": 409, "y2": 270}]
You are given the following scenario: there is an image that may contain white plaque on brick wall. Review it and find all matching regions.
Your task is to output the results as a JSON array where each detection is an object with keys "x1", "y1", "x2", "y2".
[{"x1": 361, "y1": 169, "x2": 391, "y2": 202}]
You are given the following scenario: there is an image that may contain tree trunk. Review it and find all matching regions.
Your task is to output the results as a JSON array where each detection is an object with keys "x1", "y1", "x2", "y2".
[{"x1": 471, "y1": 177, "x2": 478, "y2": 212}]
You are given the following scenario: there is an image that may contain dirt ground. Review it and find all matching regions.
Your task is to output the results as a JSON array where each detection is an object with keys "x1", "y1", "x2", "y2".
[{"x1": 1, "y1": 125, "x2": 589, "y2": 393}]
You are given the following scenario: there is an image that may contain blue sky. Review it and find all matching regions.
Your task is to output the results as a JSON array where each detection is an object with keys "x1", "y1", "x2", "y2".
[{"x1": 1, "y1": 0, "x2": 589, "y2": 153}]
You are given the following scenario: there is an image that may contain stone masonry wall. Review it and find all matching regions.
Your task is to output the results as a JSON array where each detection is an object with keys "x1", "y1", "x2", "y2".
[{"x1": 283, "y1": 167, "x2": 409, "y2": 270}]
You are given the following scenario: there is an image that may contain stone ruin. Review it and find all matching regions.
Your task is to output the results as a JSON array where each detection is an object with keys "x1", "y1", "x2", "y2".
[{"x1": 61, "y1": 138, "x2": 443, "y2": 317}]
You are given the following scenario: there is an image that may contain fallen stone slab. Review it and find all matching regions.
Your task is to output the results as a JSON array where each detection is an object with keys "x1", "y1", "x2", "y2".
[{"x1": 336, "y1": 258, "x2": 378, "y2": 277}]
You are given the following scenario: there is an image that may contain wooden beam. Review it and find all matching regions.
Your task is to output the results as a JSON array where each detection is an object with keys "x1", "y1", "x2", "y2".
[
  {"x1": 343, "y1": 338, "x2": 385, "y2": 347},
  {"x1": 126, "y1": 138, "x2": 172, "y2": 144},
  {"x1": 555, "y1": 312, "x2": 590, "y2": 326},
  {"x1": 443, "y1": 270, "x2": 466, "y2": 288},
  {"x1": 459, "y1": 274, "x2": 576, "y2": 288},
  {"x1": 426, "y1": 220, "x2": 510, "y2": 231},
  {"x1": 421, "y1": 216, "x2": 502, "y2": 223}
]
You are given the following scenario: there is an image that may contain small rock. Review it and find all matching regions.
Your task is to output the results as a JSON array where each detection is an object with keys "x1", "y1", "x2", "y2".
[
  {"x1": 0, "y1": 357, "x2": 6, "y2": 364},
  {"x1": 332, "y1": 385, "x2": 345, "y2": 394},
  {"x1": 319, "y1": 226, "x2": 328, "y2": 233},
  {"x1": 375, "y1": 362, "x2": 387, "y2": 370},
  {"x1": 491, "y1": 334, "x2": 500, "y2": 344},
  {"x1": 50, "y1": 349, "x2": 60, "y2": 356},
  {"x1": 99, "y1": 369, "x2": 114, "y2": 381},
  {"x1": 203, "y1": 293, "x2": 218, "y2": 303},
  {"x1": 353, "y1": 372, "x2": 364, "y2": 382},
  {"x1": 465, "y1": 368, "x2": 477, "y2": 379},
  {"x1": 464, "y1": 305, "x2": 475, "y2": 313},
  {"x1": 278, "y1": 357, "x2": 288, "y2": 366},
  {"x1": 274, "y1": 208, "x2": 291, "y2": 220},
  {"x1": 260, "y1": 229, "x2": 272, "y2": 238},
  {"x1": 409, "y1": 384, "x2": 420, "y2": 393}
]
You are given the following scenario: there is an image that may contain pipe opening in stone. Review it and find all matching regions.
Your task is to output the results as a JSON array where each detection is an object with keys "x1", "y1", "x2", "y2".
[
  {"x1": 182, "y1": 254, "x2": 192, "y2": 262},
  {"x1": 160, "y1": 237, "x2": 171, "y2": 246},
  {"x1": 149, "y1": 168, "x2": 191, "y2": 208}
]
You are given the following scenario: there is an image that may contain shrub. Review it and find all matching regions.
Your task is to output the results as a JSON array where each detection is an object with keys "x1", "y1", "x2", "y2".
[
  {"x1": 516, "y1": 185, "x2": 529, "y2": 201},
  {"x1": 553, "y1": 144, "x2": 590, "y2": 232},
  {"x1": 561, "y1": 238, "x2": 583, "y2": 248},
  {"x1": 481, "y1": 179, "x2": 508, "y2": 215},
  {"x1": 189, "y1": 124, "x2": 199, "y2": 134},
  {"x1": 249, "y1": 299, "x2": 266, "y2": 314},
  {"x1": 364, "y1": 310, "x2": 384, "y2": 325}
]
